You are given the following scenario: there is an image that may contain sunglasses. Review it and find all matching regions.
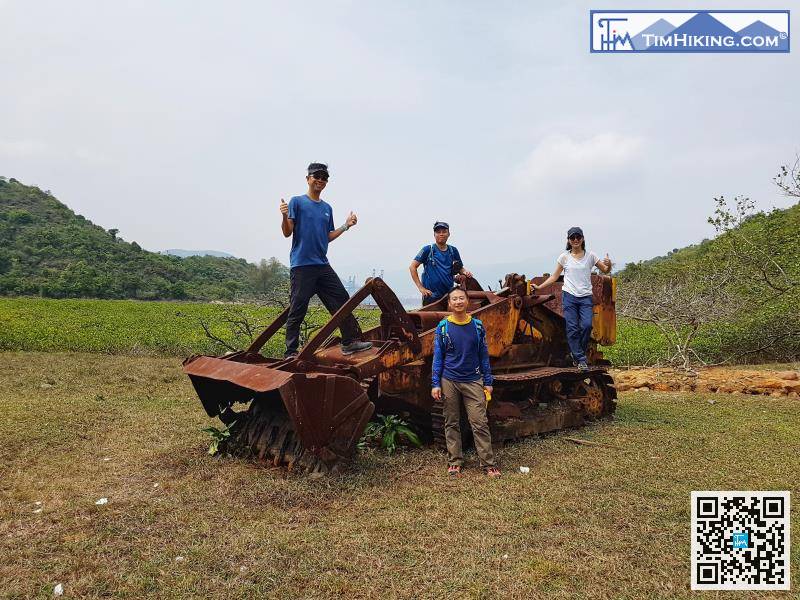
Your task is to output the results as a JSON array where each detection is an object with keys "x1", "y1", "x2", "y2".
[
  {"x1": 568, "y1": 234, "x2": 583, "y2": 241},
  {"x1": 310, "y1": 173, "x2": 329, "y2": 181}
]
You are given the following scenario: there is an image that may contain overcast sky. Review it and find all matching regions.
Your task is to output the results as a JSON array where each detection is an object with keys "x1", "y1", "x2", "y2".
[{"x1": 1, "y1": 0, "x2": 798, "y2": 295}]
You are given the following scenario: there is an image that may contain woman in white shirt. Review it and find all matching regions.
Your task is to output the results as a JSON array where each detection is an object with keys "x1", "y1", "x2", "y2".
[{"x1": 532, "y1": 226, "x2": 612, "y2": 371}]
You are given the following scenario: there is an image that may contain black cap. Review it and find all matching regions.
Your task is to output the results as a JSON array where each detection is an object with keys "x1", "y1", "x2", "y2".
[
  {"x1": 567, "y1": 226, "x2": 584, "y2": 238},
  {"x1": 433, "y1": 221, "x2": 449, "y2": 231},
  {"x1": 307, "y1": 162, "x2": 329, "y2": 176}
]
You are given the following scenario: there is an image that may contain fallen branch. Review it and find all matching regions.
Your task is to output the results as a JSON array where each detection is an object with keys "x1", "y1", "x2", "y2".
[
  {"x1": 564, "y1": 437, "x2": 614, "y2": 448},
  {"x1": 391, "y1": 464, "x2": 426, "y2": 481}
]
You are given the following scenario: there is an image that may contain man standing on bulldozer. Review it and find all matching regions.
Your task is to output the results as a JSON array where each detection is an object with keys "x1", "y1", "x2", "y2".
[
  {"x1": 409, "y1": 221, "x2": 473, "y2": 306},
  {"x1": 432, "y1": 287, "x2": 501, "y2": 478},
  {"x1": 279, "y1": 163, "x2": 372, "y2": 358}
]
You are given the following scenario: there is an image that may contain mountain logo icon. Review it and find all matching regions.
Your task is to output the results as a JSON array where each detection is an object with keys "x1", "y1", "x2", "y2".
[{"x1": 590, "y1": 10, "x2": 790, "y2": 54}]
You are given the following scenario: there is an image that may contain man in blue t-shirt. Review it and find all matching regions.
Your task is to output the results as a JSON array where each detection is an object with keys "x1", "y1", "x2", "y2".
[
  {"x1": 409, "y1": 221, "x2": 473, "y2": 306},
  {"x1": 279, "y1": 163, "x2": 372, "y2": 357}
]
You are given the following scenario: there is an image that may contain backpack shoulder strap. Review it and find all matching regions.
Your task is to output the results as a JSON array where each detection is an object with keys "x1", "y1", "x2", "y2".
[
  {"x1": 473, "y1": 318, "x2": 484, "y2": 341},
  {"x1": 438, "y1": 318, "x2": 449, "y2": 336}
]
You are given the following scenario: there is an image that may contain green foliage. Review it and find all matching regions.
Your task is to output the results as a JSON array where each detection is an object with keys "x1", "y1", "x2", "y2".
[
  {"x1": 613, "y1": 199, "x2": 800, "y2": 365},
  {"x1": 0, "y1": 297, "x2": 380, "y2": 357},
  {"x1": 0, "y1": 178, "x2": 289, "y2": 300},
  {"x1": 201, "y1": 422, "x2": 236, "y2": 456},
  {"x1": 600, "y1": 320, "x2": 669, "y2": 367},
  {"x1": 251, "y1": 257, "x2": 289, "y2": 295},
  {"x1": 360, "y1": 415, "x2": 422, "y2": 454}
]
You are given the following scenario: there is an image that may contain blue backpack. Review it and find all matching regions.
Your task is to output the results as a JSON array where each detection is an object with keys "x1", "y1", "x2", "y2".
[
  {"x1": 437, "y1": 317, "x2": 484, "y2": 351},
  {"x1": 426, "y1": 244, "x2": 462, "y2": 276}
]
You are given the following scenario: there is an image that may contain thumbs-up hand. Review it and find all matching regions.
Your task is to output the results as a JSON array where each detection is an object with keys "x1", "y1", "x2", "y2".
[
  {"x1": 346, "y1": 211, "x2": 358, "y2": 228},
  {"x1": 280, "y1": 199, "x2": 289, "y2": 216},
  {"x1": 602, "y1": 253, "x2": 612, "y2": 271}
]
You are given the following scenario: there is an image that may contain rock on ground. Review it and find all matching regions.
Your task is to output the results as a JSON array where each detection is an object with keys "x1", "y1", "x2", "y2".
[{"x1": 612, "y1": 367, "x2": 800, "y2": 397}]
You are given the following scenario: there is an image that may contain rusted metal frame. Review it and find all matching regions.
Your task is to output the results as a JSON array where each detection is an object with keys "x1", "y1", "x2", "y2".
[
  {"x1": 492, "y1": 361, "x2": 548, "y2": 374},
  {"x1": 493, "y1": 366, "x2": 607, "y2": 383},
  {"x1": 290, "y1": 362, "x2": 354, "y2": 376},
  {"x1": 522, "y1": 294, "x2": 554, "y2": 308},
  {"x1": 297, "y1": 281, "x2": 376, "y2": 360},
  {"x1": 370, "y1": 279, "x2": 421, "y2": 352},
  {"x1": 462, "y1": 277, "x2": 484, "y2": 292},
  {"x1": 285, "y1": 375, "x2": 367, "y2": 455},
  {"x1": 299, "y1": 278, "x2": 420, "y2": 360},
  {"x1": 183, "y1": 355, "x2": 294, "y2": 391},
  {"x1": 246, "y1": 307, "x2": 290, "y2": 354},
  {"x1": 283, "y1": 378, "x2": 324, "y2": 451},
  {"x1": 345, "y1": 342, "x2": 404, "y2": 379},
  {"x1": 465, "y1": 291, "x2": 503, "y2": 302},
  {"x1": 467, "y1": 295, "x2": 513, "y2": 320}
]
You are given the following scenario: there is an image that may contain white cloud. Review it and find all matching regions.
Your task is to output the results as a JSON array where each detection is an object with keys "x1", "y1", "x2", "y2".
[
  {"x1": 513, "y1": 132, "x2": 644, "y2": 192},
  {"x1": 0, "y1": 139, "x2": 50, "y2": 159},
  {"x1": 0, "y1": 139, "x2": 111, "y2": 166}
]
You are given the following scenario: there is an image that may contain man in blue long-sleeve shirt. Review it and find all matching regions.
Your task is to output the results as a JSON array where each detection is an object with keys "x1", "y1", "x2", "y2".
[{"x1": 432, "y1": 288, "x2": 500, "y2": 477}]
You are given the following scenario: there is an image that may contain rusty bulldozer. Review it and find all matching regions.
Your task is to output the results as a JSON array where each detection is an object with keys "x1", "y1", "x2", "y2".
[{"x1": 183, "y1": 273, "x2": 617, "y2": 473}]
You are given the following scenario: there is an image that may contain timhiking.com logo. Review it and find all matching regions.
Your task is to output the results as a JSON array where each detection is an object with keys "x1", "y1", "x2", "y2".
[{"x1": 590, "y1": 10, "x2": 790, "y2": 53}]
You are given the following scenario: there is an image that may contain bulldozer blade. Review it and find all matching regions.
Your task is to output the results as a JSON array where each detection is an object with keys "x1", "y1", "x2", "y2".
[{"x1": 183, "y1": 356, "x2": 374, "y2": 467}]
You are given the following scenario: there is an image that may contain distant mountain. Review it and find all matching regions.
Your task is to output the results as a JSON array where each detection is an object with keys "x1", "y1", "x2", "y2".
[
  {"x1": 162, "y1": 249, "x2": 235, "y2": 258},
  {"x1": 671, "y1": 12, "x2": 736, "y2": 37},
  {"x1": 632, "y1": 18, "x2": 675, "y2": 50},
  {"x1": 0, "y1": 177, "x2": 286, "y2": 300},
  {"x1": 652, "y1": 12, "x2": 738, "y2": 52},
  {"x1": 736, "y1": 20, "x2": 789, "y2": 51}
]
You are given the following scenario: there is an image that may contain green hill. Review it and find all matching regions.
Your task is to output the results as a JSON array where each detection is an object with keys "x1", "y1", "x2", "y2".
[
  {"x1": 617, "y1": 201, "x2": 799, "y2": 280},
  {"x1": 0, "y1": 177, "x2": 286, "y2": 301},
  {"x1": 611, "y1": 199, "x2": 800, "y2": 365}
]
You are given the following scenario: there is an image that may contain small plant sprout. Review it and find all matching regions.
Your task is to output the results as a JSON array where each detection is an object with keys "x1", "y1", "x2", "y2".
[
  {"x1": 359, "y1": 415, "x2": 422, "y2": 455},
  {"x1": 201, "y1": 421, "x2": 237, "y2": 456}
]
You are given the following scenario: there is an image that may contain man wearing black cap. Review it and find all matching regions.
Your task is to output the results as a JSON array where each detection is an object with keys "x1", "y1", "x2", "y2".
[
  {"x1": 279, "y1": 163, "x2": 372, "y2": 357},
  {"x1": 409, "y1": 222, "x2": 473, "y2": 305}
]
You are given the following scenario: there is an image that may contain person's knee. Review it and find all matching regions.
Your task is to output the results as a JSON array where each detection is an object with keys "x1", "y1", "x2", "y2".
[{"x1": 471, "y1": 422, "x2": 490, "y2": 436}]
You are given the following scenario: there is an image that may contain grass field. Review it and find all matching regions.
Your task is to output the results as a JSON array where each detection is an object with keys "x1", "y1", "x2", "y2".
[
  {"x1": 1, "y1": 297, "x2": 661, "y2": 367},
  {"x1": 1, "y1": 352, "x2": 798, "y2": 598},
  {"x1": 0, "y1": 298, "x2": 381, "y2": 358}
]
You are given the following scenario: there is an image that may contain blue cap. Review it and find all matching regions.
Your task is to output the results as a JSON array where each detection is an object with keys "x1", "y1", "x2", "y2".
[{"x1": 433, "y1": 221, "x2": 449, "y2": 231}]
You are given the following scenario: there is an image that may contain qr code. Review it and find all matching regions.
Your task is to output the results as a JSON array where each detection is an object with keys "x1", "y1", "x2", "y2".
[{"x1": 691, "y1": 491, "x2": 790, "y2": 590}]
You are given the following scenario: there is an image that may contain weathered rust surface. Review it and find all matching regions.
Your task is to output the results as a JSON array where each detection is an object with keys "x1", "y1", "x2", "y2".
[
  {"x1": 185, "y1": 355, "x2": 293, "y2": 394},
  {"x1": 183, "y1": 355, "x2": 374, "y2": 468},
  {"x1": 493, "y1": 366, "x2": 607, "y2": 382},
  {"x1": 184, "y1": 272, "x2": 618, "y2": 472}
]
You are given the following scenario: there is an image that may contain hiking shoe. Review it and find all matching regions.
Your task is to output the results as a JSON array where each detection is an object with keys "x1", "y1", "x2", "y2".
[
  {"x1": 341, "y1": 340, "x2": 373, "y2": 355},
  {"x1": 448, "y1": 465, "x2": 462, "y2": 477},
  {"x1": 284, "y1": 351, "x2": 299, "y2": 359},
  {"x1": 577, "y1": 361, "x2": 589, "y2": 372},
  {"x1": 486, "y1": 467, "x2": 502, "y2": 478}
]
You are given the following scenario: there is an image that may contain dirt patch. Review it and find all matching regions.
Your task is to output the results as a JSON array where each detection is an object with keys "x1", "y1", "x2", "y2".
[{"x1": 612, "y1": 366, "x2": 800, "y2": 397}]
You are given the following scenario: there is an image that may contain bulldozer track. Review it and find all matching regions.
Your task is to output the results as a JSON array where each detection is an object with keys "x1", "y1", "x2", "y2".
[{"x1": 430, "y1": 371, "x2": 617, "y2": 452}]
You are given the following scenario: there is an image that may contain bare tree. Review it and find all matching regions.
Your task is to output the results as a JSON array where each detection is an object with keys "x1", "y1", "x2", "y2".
[
  {"x1": 618, "y1": 265, "x2": 737, "y2": 370},
  {"x1": 775, "y1": 154, "x2": 800, "y2": 199},
  {"x1": 708, "y1": 195, "x2": 795, "y2": 296}
]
